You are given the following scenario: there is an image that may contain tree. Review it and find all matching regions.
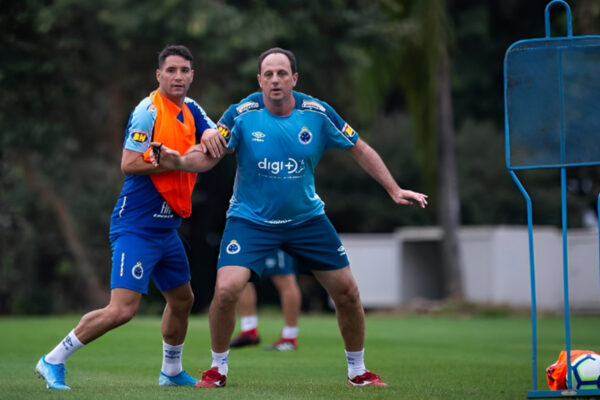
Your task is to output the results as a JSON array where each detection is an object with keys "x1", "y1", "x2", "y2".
[
  {"x1": 356, "y1": 0, "x2": 463, "y2": 299},
  {"x1": 3, "y1": 0, "x2": 577, "y2": 313},
  {"x1": 406, "y1": 0, "x2": 463, "y2": 300}
]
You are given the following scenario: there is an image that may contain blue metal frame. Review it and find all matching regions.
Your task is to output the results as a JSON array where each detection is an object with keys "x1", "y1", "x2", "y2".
[{"x1": 504, "y1": 1, "x2": 600, "y2": 398}]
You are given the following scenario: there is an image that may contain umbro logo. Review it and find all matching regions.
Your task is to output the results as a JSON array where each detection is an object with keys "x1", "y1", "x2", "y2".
[{"x1": 252, "y1": 131, "x2": 266, "y2": 142}]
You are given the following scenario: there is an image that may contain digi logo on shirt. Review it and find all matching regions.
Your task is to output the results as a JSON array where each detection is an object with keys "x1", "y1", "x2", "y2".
[{"x1": 258, "y1": 158, "x2": 305, "y2": 175}]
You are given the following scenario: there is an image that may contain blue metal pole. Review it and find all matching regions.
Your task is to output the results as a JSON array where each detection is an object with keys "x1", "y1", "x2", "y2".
[
  {"x1": 560, "y1": 168, "x2": 573, "y2": 389},
  {"x1": 510, "y1": 170, "x2": 538, "y2": 390}
]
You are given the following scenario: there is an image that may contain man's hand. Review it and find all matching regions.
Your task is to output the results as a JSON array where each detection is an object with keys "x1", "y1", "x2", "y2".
[
  {"x1": 201, "y1": 128, "x2": 228, "y2": 158},
  {"x1": 392, "y1": 189, "x2": 428, "y2": 208},
  {"x1": 149, "y1": 142, "x2": 182, "y2": 170},
  {"x1": 152, "y1": 143, "x2": 163, "y2": 164}
]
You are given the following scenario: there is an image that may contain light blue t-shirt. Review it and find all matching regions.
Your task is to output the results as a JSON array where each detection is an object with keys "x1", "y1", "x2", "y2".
[{"x1": 217, "y1": 91, "x2": 359, "y2": 226}]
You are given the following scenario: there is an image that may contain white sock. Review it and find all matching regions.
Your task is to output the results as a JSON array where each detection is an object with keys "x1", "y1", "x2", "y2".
[
  {"x1": 345, "y1": 349, "x2": 366, "y2": 378},
  {"x1": 211, "y1": 350, "x2": 229, "y2": 376},
  {"x1": 240, "y1": 315, "x2": 258, "y2": 332},
  {"x1": 45, "y1": 329, "x2": 84, "y2": 365},
  {"x1": 161, "y1": 341, "x2": 184, "y2": 376},
  {"x1": 281, "y1": 325, "x2": 298, "y2": 339}
]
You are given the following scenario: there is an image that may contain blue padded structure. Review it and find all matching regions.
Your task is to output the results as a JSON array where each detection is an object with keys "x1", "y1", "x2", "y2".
[{"x1": 506, "y1": 37, "x2": 600, "y2": 169}]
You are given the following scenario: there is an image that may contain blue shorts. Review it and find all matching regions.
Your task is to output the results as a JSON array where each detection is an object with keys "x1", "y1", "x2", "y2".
[
  {"x1": 262, "y1": 249, "x2": 296, "y2": 277},
  {"x1": 217, "y1": 215, "x2": 349, "y2": 277},
  {"x1": 109, "y1": 229, "x2": 191, "y2": 294}
]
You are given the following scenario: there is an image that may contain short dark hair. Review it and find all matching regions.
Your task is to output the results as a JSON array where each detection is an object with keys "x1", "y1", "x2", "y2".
[
  {"x1": 158, "y1": 45, "x2": 193, "y2": 69},
  {"x1": 258, "y1": 47, "x2": 297, "y2": 74}
]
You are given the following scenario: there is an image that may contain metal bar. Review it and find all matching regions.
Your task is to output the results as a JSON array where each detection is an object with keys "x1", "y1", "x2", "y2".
[
  {"x1": 510, "y1": 170, "x2": 538, "y2": 390},
  {"x1": 545, "y1": 0, "x2": 573, "y2": 38},
  {"x1": 510, "y1": 161, "x2": 600, "y2": 170},
  {"x1": 560, "y1": 168, "x2": 573, "y2": 389},
  {"x1": 528, "y1": 388, "x2": 600, "y2": 398}
]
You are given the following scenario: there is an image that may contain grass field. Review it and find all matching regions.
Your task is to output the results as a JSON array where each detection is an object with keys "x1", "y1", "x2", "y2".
[{"x1": 1, "y1": 311, "x2": 599, "y2": 399}]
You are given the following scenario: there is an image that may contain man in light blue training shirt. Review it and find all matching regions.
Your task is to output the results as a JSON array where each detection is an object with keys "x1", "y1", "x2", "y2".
[{"x1": 152, "y1": 47, "x2": 428, "y2": 389}]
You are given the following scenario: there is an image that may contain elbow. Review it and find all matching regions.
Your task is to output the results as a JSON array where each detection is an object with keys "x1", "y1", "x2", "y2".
[
  {"x1": 121, "y1": 160, "x2": 134, "y2": 175},
  {"x1": 120, "y1": 149, "x2": 142, "y2": 175}
]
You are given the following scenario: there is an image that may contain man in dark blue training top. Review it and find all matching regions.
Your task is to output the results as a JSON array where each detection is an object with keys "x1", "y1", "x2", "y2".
[{"x1": 36, "y1": 45, "x2": 218, "y2": 390}]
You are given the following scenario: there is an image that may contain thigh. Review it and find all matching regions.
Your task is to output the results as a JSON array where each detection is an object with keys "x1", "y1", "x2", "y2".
[
  {"x1": 312, "y1": 267, "x2": 357, "y2": 298},
  {"x1": 283, "y1": 215, "x2": 349, "y2": 271},
  {"x1": 215, "y1": 265, "x2": 253, "y2": 296},
  {"x1": 108, "y1": 287, "x2": 144, "y2": 311},
  {"x1": 217, "y1": 217, "x2": 283, "y2": 277},
  {"x1": 152, "y1": 230, "x2": 191, "y2": 292},
  {"x1": 270, "y1": 274, "x2": 298, "y2": 292},
  {"x1": 110, "y1": 232, "x2": 162, "y2": 294},
  {"x1": 161, "y1": 281, "x2": 194, "y2": 309}
]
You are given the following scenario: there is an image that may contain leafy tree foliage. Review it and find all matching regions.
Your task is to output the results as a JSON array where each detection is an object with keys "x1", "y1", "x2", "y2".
[{"x1": 1, "y1": 0, "x2": 597, "y2": 313}]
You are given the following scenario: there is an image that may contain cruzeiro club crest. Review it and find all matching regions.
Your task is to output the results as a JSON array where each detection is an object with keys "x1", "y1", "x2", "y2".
[
  {"x1": 298, "y1": 127, "x2": 312, "y2": 144},
  {"x1": 226, "y1": 240, "x2": 241, "y2": 254},
  {"x1": 131, "y1": 261, "x2": 144, "y2": 280}
]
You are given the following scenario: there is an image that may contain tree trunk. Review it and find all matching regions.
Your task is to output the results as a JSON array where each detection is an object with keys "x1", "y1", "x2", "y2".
[
  {"x1": 21, "y1": 157, "x2": 108, "y2": 307},
  {"x1": 436, "y1": 52, "x2": 464, "y2": 300}
]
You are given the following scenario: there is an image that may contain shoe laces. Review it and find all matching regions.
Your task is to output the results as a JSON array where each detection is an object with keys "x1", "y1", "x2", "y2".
[
  {"x1": 201, "y1": 367, "x2": 224, "y2": 381},
  {"x1": 353, "y1": 370, "x2": 380, "y2": 383},
  {"x1": 241, "y1": 328, "x2": 258, "y2": 339},
  {"x1": 53, "y1": 364, "x2": 67, "y2": 376},
  {"x1": 363, "y1": 371, "x2": 380, "y2": 380}
]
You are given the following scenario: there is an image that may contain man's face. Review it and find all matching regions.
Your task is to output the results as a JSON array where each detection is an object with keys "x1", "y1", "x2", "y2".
[
  {"x1": 156, "y1": 55, "x2": 193, "y2": 104},
  {"x1": 258, "y1": 53, "x2": 297, "y2": 104}
]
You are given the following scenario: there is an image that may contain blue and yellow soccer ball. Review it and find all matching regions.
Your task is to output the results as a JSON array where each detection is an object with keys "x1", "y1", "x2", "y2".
[{"x1": 571, "y1": 353, "x2": 600, "y2": 390}]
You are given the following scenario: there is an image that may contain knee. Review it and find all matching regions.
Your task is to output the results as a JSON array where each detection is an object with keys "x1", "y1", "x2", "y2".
[
  {"x1": 184, "y1": 291, "x2": 195, "y2": 311},
  {"x1": 118, "y1": 305, "x2": 138, "y2": 325},
  {"x1": 172, "y1": 290, "x2": 194, "y2": 314},
  {"x1": 274, "y1": 277, "x2": 300, "y2": 296},
  {"x1": 331, "y1": 282, "x2": 361, "y2": 308},
  {"x1": 214, "y1": 282, "x2": 242, "y2": 306},
  {"x1": 345, "y1": 283, "x2": 361, "y2": 305},
  {"x1": 103, "y1": 305, "x2": 137, "y2": 328},
  {"x1": 281, "y1": 285, "x2": 301, "y2": 302}
]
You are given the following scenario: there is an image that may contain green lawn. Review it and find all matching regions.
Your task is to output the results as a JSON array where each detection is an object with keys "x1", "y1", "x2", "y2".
[{"x1": 1, "y1": 312, "x2": 599, "y2": 399}]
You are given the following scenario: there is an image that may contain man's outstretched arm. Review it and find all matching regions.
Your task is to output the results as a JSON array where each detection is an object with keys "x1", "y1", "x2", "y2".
[
  {"x1": 121, "y1": 148, "x2": 174, "y2": 175},
  {"x1": 348, "y1": 138, "x2": 428, "y2": 208},
  {"x1": 149, "y1": 142, "x2": 223, "y2": 173}
]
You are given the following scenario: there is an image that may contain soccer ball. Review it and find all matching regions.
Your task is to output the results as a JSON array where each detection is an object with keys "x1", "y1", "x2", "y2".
[{"x1": 570, "y1": 353, "x2": 600, "y2": 390}]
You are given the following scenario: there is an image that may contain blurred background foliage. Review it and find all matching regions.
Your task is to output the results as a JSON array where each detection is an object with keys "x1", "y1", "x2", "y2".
[{"x1": 1, "y1": 0, "x2": 599, "y2": 314}]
